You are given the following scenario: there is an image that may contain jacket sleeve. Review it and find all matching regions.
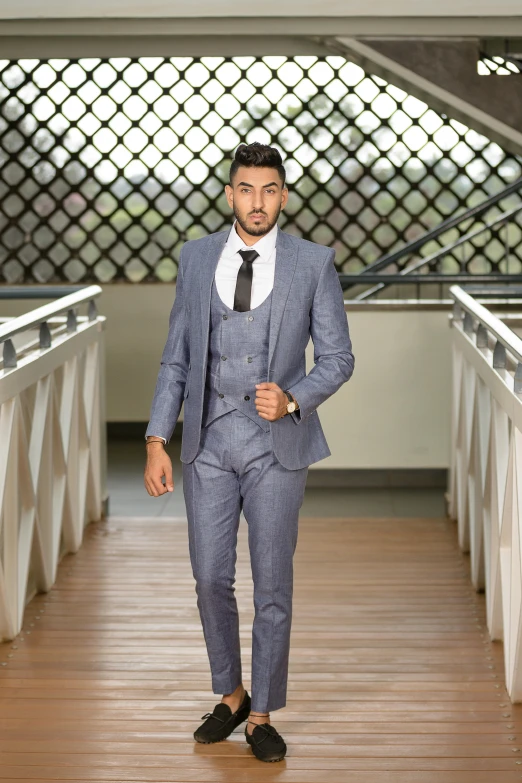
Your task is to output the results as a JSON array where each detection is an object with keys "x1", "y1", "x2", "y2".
[
  {"x1": 288, "y1": 248, "x2": 354, "y2": 424},
  {"x1": 145, "y1": 245, "x2": 190, "y2": 443}
]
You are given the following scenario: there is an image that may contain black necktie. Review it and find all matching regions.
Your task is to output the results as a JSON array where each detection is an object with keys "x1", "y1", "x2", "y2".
[{"x1": 234, "y1": 249, "x2": 259, "y2": 312}]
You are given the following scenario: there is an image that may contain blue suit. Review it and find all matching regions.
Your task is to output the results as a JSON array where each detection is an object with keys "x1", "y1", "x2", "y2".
[
  {"x1": 146, "y1": 227, "x2": 354, "y2": 469},
  {"x1": 146, "y1": 226, "x2": 354, "y2": 711}
]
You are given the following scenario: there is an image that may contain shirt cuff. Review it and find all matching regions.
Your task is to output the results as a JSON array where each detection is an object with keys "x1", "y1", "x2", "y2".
[{"x1": 146, "y1": 435, "x2": 166, "y2": 444}]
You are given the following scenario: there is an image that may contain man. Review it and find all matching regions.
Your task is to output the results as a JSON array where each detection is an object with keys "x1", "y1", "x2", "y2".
[{"x1": 144, "y1": 142, "x2": 354, "y2": 762}]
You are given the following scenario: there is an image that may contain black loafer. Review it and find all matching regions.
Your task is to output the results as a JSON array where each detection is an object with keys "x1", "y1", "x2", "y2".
[
  {"x1": 194, "y1": 690, "x2": 251, "y2": 744},
  {"x1": 245, "y1": 722, "x2": 287, "y2": 762}
]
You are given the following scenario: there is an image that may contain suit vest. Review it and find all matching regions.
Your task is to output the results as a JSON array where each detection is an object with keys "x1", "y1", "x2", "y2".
[{"x1": 201, "y1": 278, "x2": 272, "y2": 432}]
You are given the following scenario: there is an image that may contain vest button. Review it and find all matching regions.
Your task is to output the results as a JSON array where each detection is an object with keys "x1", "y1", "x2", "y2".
[
  {"x1": 247, "y1": 357, "x2": 253, "y2": 363},
  {"x1": 248, "y1": 316, "x2": 254, "y2": 321},
  {"x1": 221, "y1": 355, "x2": 227, "y2": 361},
  {"x1": 244, "y1": 395, "x2": 250, "y2": 401},
  {"x1": 218, "y1": 393, "x2": 224, "y2": 398},
  {"x1": 222, "y1": 315, "x2": 228, "y2": 320}
]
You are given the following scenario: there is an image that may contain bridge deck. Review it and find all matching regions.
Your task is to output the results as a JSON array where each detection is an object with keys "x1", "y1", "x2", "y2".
[{"x1": 0, "y1": 514, "x2": 520, "y2": 782}]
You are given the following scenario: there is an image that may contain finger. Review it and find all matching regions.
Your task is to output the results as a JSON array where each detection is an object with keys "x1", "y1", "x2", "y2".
[
  {"x1": 255, "y1": 390, "x2": 276, "y2": 400},
  {"x1": 255, "y1": 399, "x2": 273, "y2": 408},
  {"x1": 150, "y1": 473, "x2": 167, "y2": 496},
  {"x1": 259, "y1": 411, "x2": 278, "y2": 421},
  {"x1": 164, "y1": 463, "x2": 174, "y2": 492},
  {"x1": 255, "y1": 382, "x2": 277, "y2": 390},
  {"x1": 146, "y1": 477, "x2": 160, "y2": 497},
  {"x1": 145, "y1": 480, "x2": 157, "y2": 497}
]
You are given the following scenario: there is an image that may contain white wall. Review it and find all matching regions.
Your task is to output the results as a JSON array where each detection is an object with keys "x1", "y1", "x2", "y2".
[
  {"x1": 1, "y1": 288, "x2": 452, "y2": 469},
  {"x1": 321, "y1": 306, "x2": 451, "y2": 469},
  {"x1": 2, "y1": 1, "x2": 520, "y2": 17}
]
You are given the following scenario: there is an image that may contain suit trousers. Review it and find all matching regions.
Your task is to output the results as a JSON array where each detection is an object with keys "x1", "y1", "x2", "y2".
[{"x1": 182, "y1": 408, "x2": 308, "y2": 713}]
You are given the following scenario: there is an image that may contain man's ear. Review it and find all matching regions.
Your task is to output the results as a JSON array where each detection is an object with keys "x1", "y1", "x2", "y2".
[{"x1": 224, "y1": 183, "x2": 234, "y2": 208}]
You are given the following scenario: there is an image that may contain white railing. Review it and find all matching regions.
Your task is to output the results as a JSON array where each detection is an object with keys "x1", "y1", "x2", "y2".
[
  {"x1": 0, "y1": 286, "x2": 107, "y2": 641},
  {"x1": 448, "y1": 285, "x2": 522, "y2": 700}
]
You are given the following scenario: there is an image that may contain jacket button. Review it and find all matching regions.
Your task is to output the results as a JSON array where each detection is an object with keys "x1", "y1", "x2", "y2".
[
  {"x1": 222, "y1": 314, "x2": 228, "y2": 320},
  {"x1": 221, "y1": 355, "x2": 227, "y2": 361},
  {"x1": 247, "y1": 357, "x2": 253, "y2": 363},
  {"x1": 244, "y1": 395, "x2": 250, "y2": 401},
  {"x1": 218, "y1": 393, "x2": 224, "y2": 398},
  {"x1": 248, "y1": 316, "x2": 254, "y2": 321}
]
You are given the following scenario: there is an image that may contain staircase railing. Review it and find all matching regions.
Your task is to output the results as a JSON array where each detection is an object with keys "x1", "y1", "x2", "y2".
[
  {"x1": 0, "y1": 285, "x2": 107, "y2": 641},
  {"x1": 340, "y1": 178, "x2": 522, "y2": 300},
  {"x1": 448, "y1": 285, "x2": 522, "y2": 700}
]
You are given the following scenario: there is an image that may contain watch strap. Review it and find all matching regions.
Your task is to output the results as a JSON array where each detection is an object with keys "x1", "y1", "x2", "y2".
[{"x1": 283, "y1": 389, "x2": 299, "y2": 412}]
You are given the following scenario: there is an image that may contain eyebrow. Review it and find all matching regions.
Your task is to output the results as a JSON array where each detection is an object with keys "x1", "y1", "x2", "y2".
[{"x1": 237, "y1": 181, "x2": 279, "y2": 188}]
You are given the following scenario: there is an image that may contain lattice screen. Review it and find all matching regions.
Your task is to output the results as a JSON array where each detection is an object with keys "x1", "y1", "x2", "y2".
[
  {"x1": 478, "y1": 54, "x2": 522, "y2": 75},
  {"x1": 0, "y1": 55, "x2": 521, "y2": 284}
]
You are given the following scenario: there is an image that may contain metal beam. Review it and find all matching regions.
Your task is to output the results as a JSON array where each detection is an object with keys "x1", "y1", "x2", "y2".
[
  {"x1": 2, "y1": 17, "x2": 522, "y2": 39},
  {"x1": 0, "y1": 34, "x2": 331, "y2": 59}
]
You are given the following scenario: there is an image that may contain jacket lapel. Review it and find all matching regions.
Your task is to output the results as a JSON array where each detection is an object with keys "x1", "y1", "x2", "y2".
[
  {"x1": 268, "y1": 228, "x2": 297, "y2": 368},
  {"x1": 197, "y1": 225, "x2": 298, "y2": 373},
  {"x1": 199, "y1": 229, "x2": 230, "y2": 376}
]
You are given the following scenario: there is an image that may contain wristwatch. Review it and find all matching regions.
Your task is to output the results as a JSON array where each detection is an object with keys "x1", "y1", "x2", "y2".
[{"x1": 283, "y1": 389, "x2": 299, "y2": 414}]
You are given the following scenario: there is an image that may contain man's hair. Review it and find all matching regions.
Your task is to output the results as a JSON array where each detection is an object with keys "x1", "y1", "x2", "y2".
[{"x1": 229, "y1": 142, "x2": 286, "y2": 187}]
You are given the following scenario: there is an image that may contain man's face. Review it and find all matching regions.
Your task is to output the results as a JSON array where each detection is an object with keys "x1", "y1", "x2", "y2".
[{"x1": 225, "y1": 166, "x2": 288, "y2": 237}]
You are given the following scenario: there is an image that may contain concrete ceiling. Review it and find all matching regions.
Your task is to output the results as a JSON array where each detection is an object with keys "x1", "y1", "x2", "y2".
[{"x1": 2, "y1": 1, "x2": 522, "y2": 18}]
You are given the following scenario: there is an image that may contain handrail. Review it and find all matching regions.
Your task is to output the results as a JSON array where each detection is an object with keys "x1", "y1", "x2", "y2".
[
  {"x1": 342, "y1": 273, "x2": 522, "y2": 286},
  {"x1": 345, "y1": 203, "x2": 522, "y2": 299},
  {"x1": 458, "y1": 285, "x2": 522, "y2": 299},
  {"x1": 0, "y1": 284, "x2": 102, "y2": 369},
  {"x1": 0, "y1": 285, "x2": 102, "y2": 343},
  {"x1": 0, "y1": 286, "x2": 87, "y2": 300},
  {"x1": 450, "y1": 285, "x2": 522, "y2": 371},
  {"x1": 448, "y1": 286, "x2": 522, "y2": 700},
  {"x1": 0, "y1": 285, "x2": 107, "y2": 639},
  {"x1": 354, "y1": 176, "x2": 522, "y2": 279}
]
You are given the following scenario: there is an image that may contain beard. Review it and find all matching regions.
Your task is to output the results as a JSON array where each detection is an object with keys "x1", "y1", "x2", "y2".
[{"x1": 233, "y1": 204, "x2": 281, "y2": 237}]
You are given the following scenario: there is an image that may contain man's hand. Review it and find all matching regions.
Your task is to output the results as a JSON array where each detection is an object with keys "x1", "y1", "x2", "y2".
[
  {"x1": 255, "y1": 382, "x2": 288, "y2": 421},
  {"x1": 144, "y1": 441, "x2": 174, "y2": 496}
]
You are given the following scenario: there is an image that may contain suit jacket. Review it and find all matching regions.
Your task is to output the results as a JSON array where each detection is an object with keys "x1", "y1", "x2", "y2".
[{"x1": 145, "y1": 226, "x2": 355, "y2": 470}]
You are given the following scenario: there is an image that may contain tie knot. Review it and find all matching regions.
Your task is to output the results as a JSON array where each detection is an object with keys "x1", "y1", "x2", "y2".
[{"x1": 238, "y1": 248, "x2": 259, "y2": 264}]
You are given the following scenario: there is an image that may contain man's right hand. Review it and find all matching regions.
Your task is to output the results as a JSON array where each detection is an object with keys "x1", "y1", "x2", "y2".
[{"x1": 144, "y1": 441, "x2": 174, "y2": 496}]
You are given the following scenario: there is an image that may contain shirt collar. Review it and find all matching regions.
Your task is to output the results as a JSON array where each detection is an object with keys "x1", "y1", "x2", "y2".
[{"x1": 225, "y1": 219, "x2": 278, "y2": 263}]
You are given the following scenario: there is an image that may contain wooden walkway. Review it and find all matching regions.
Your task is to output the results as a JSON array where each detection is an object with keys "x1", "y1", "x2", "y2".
[{"x1": 0, "y1": 514, "x2": 520, "y2": 782}]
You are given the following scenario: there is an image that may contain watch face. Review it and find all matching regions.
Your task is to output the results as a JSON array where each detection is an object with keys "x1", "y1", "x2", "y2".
[{"x1": 287, "y1": 402, "x2": 296, "y2": 413}]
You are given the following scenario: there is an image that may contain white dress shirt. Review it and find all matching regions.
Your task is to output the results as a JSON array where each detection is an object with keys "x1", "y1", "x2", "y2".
[
  {"x1": 215, "y1": 219, "x2": 277, "y2": 309},
  {"x1": 147, "y1": 222, "x2": 278, "y2": 444}
]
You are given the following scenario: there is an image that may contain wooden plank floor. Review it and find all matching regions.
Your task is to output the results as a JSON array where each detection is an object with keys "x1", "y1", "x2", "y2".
[{"x1": 0, "y1": 514, "x2": 521, "y2": 782}]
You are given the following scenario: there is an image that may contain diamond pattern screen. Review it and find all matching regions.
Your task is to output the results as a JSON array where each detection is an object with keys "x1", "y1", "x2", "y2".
[
  {"x1": 0, "y1": 55, "x2": 521, "y2": 284},
  {"x1": 478, "y1": 54, "x2": 522, "y2": 75}
]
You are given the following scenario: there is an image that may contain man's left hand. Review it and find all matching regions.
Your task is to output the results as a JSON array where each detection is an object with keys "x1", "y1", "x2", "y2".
[{"x1": 255, "y1": 382, "x2": 288, "y2": 421}]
